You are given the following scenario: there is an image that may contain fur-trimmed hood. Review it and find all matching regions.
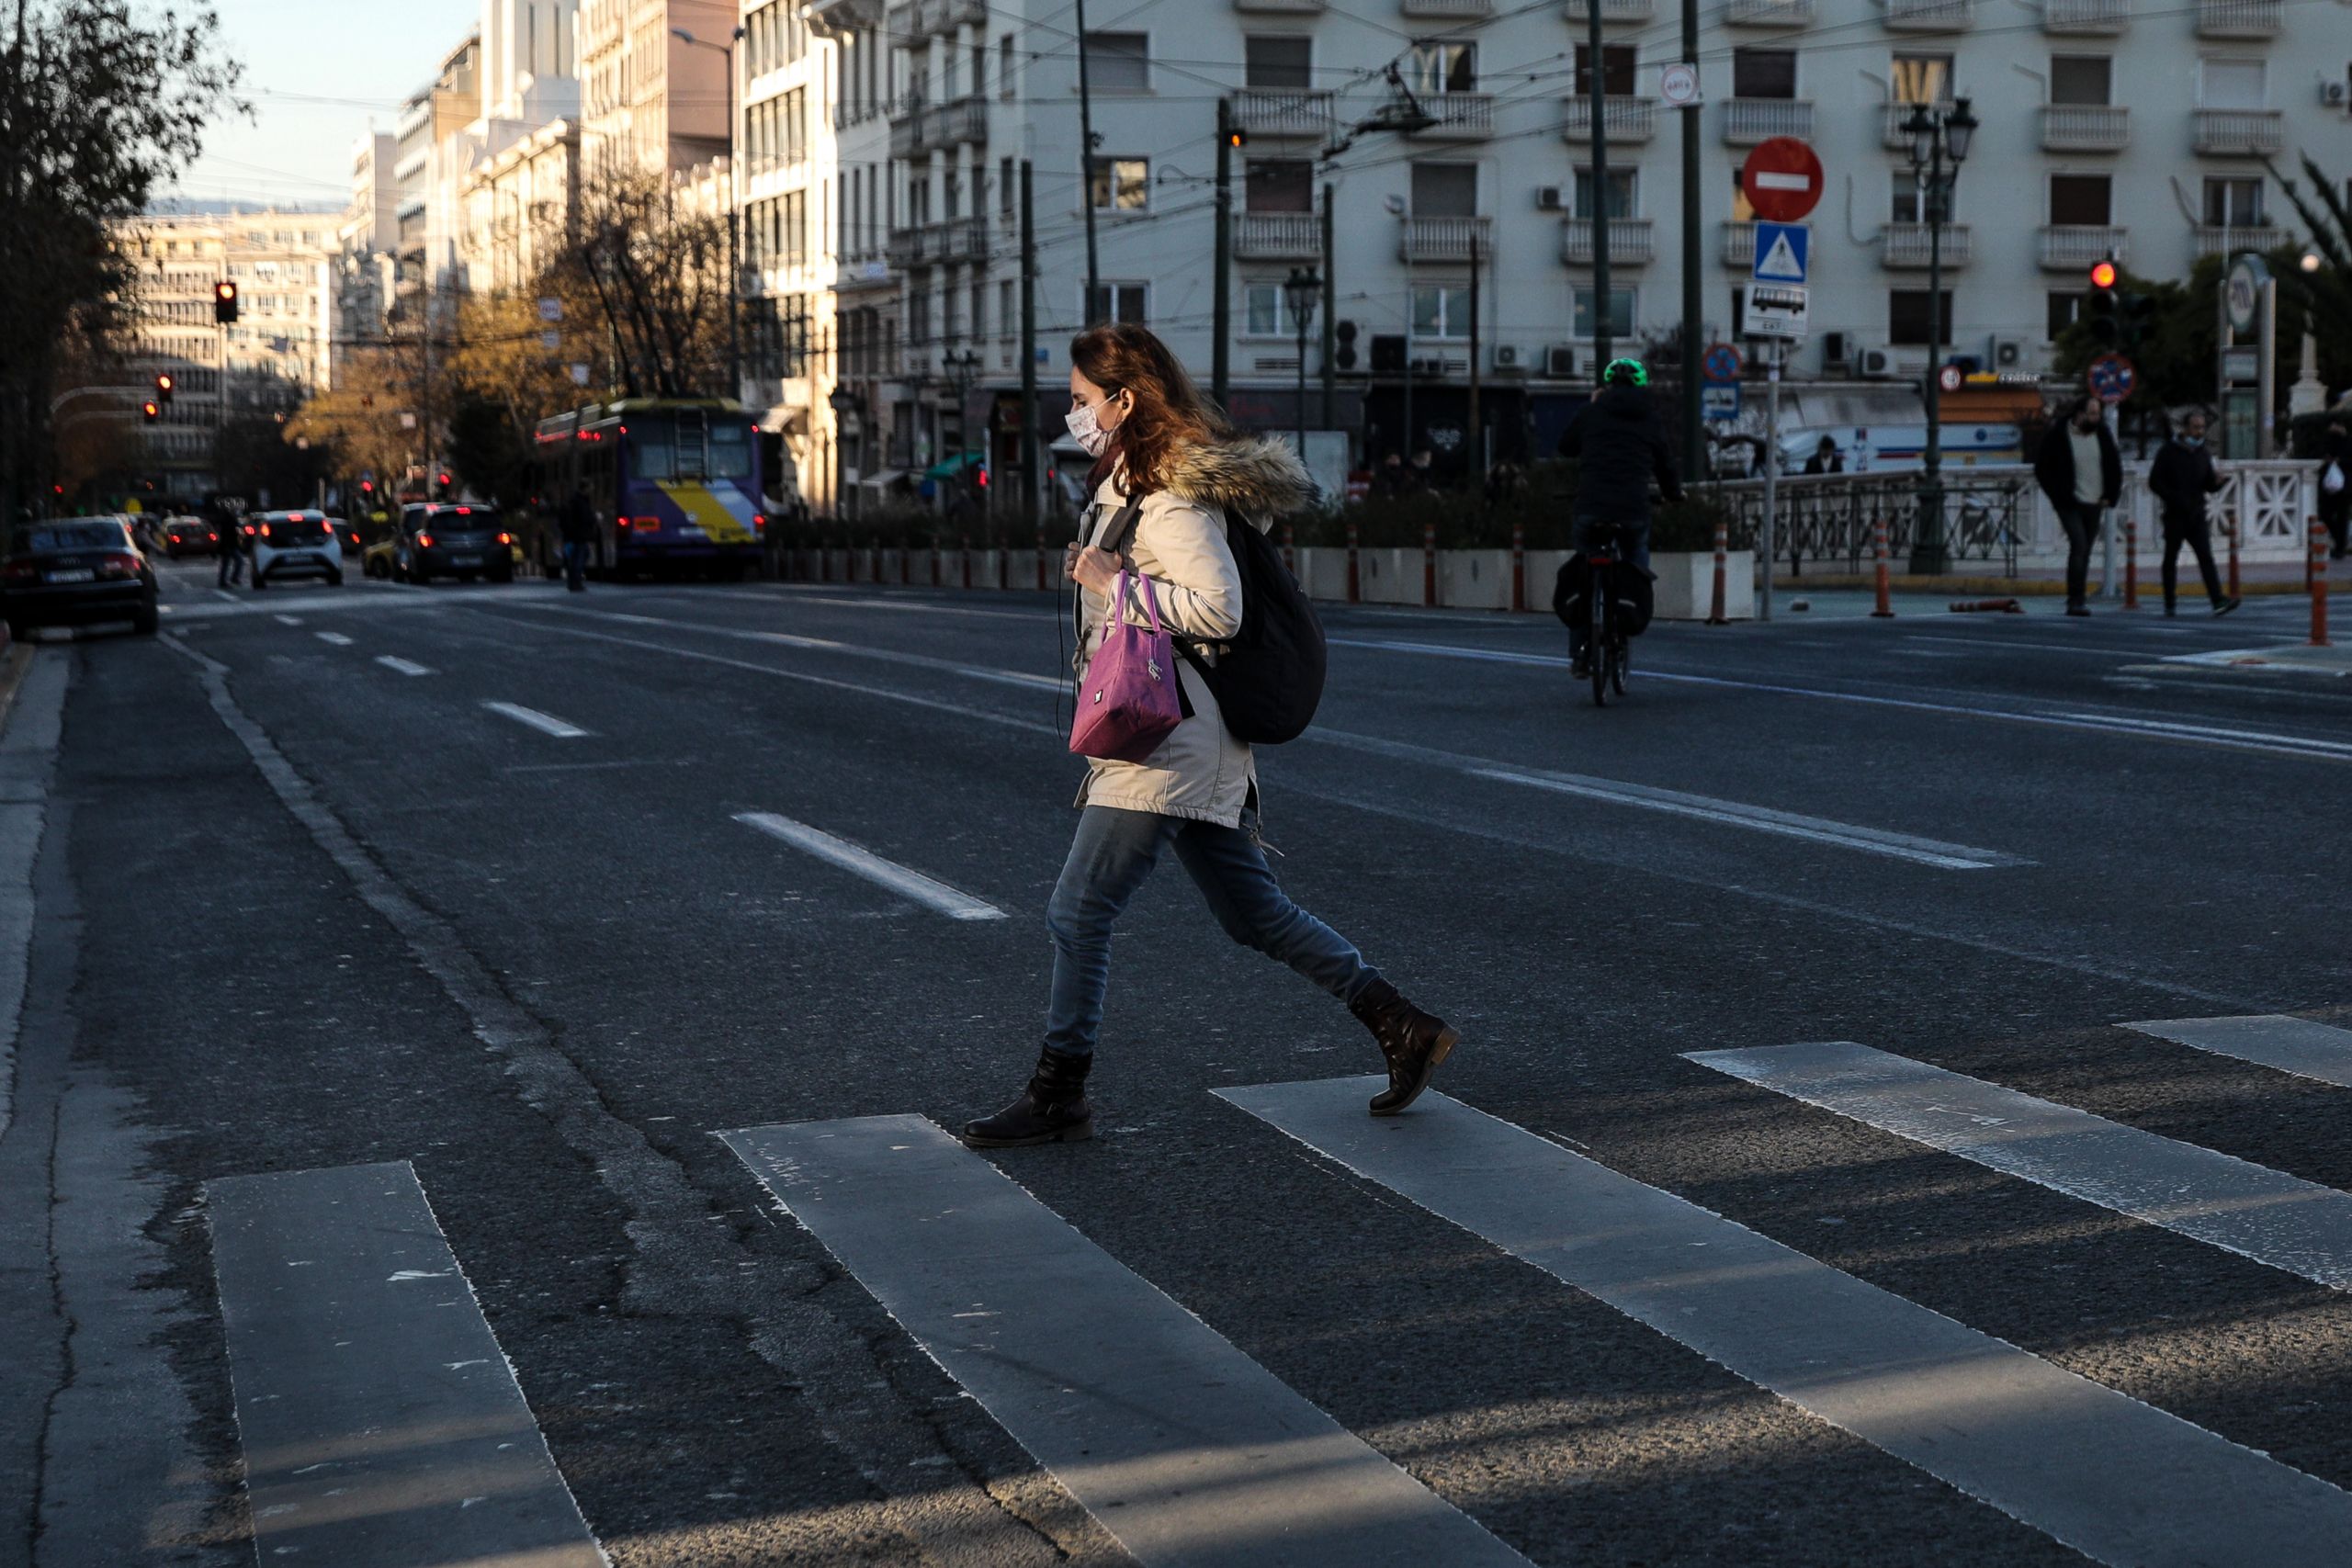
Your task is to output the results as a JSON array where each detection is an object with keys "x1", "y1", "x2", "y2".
[{"x1": 1155, "y1": 435, "x2": 1313, "y2": 528}]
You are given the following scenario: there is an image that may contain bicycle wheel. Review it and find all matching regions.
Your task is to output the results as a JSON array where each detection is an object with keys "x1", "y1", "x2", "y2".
[
  {"x1": 1610, "y1": 626, "x2": 1629, "y2": 696},
  {"x1": 1589, "y1": 568, "x2": 1611, "y2": 707}
]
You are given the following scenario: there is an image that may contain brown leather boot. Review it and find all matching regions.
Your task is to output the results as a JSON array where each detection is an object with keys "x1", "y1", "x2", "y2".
[
  {"x1": 1349, "y1": 979, "x2": 1460, "y2": 1116},
  {"x1": 961, "y1": 1050, "x2": 1094, "y2": 1148}
]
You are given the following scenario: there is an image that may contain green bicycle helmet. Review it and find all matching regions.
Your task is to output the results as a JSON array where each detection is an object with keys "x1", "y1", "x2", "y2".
[{"x1": 1602, "y1": 357, "x2": 1649, "y2": 389}]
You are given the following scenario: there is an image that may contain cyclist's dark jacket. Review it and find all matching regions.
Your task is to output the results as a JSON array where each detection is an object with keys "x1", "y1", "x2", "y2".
[{"x1": 1557, "y1": 385, "x2": 1684, "y2": 523}]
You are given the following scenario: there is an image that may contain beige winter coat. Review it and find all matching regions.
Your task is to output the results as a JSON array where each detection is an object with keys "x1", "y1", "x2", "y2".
[{"x1": 1072, "y1": 435, "x2": 1314, "y2": 828}]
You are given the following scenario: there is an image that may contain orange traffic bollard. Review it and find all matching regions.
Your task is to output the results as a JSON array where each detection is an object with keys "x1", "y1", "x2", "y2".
[
  {"x1": 2122, "y1": 517, "x2": 2139, "y2": 610},
  {"x1": 1871, "y1": 513, "x2": 1894, "y2": 619},
  {"x1": 1511, "y1": 521, "x2": 1527, "y2": 614},
  {"x1": 1708, "y1": 519, "x2": 1729, "y2": 625},
  {"x1": 2313, "y1": 519, "x2": 2331, "y2": 649},
  {"x1": 1346, "y1": 518, "x2": 1361, "y2": 604}
]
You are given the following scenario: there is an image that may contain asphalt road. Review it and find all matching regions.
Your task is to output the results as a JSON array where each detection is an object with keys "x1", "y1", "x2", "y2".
[{"x1": 4, "y1": 557, "x2": 2350, "y2": 1567}]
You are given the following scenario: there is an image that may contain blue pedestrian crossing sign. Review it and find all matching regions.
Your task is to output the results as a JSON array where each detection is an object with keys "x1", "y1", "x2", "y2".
[{"x1": 1752, "y1": 221, "x2": 1810, "y2": 285}]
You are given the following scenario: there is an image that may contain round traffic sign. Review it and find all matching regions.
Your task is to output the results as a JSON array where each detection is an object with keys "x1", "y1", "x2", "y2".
[
  {"x1": 2225, "y1": 254, "x2": 2269, "y2": 334},
  {"x1": 2087, "y1": 352, "x2": 2136, "y2": 405},
  {"x1": 1659, "y1": 62, "x2": 1701, "y2": 108},
  {"x1": 1740, "y1": 137, "x2": 1824, "y2": 224},
  {"x1": 1702, "y1": 342, "x2": 1743, "y2": 383},
  {"x1": 1937, "y1": 364, "x2": 1964, "y2": 394}
]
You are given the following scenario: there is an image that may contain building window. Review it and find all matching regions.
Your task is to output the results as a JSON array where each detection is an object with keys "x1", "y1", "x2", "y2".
[
  {"x1": 1572, "y1": 286, "x2": 1634, "y2": 340},
  {"x1": 2049, "y1": 55, "x2": 2112, "y2": 106},
  {"x1": 1246, "y1": 158, "x2": 1313, "y2": 213},
  {"x1": 782, "y1": 190, "x2": 806, "y2": 266},
  {"x1": 998, "y1": 279, "x2": 1014, "y2": 339},
  {"x1": 2046, "y1": 290, "x2": 2082, "y2": 342},
  {"x1": 1246, "y1": 282, "x2": 1317, "y2": 337},
  {"x1": 1410, "y1": 284, "x2": 1474, "y2": 340},
  {"x1": 1085, "y1": 281, "x2": 1148, "y2": 324},
  {"x1": 1085, "y1": 32, "x2": 1148, "y2": 93},
  {"x1": 1573, "y1": 44, "x2": 1634, "y2": 97},
  {"x1": 2049, "y1": 173, "x2": 2111, "y2": 225},
  {"x1": 1573, "y1": 168, "x2": 1636, "y2": 220},
  {"x1": 2203, "y1": 176, "x2": 2264, "y2": 226},
  {"x1": 1000, "y1": 34, "x2": 1016, "y2": 98},
  {"x1": 1089, "y1": 157, "x2": 1149, "y2": 210},
  {"x1": 1890, "y1": 51, "x2": 1953, "y2": 106},
  {"x1": 1732, "y1": 48, "x2": 1797, "y2": 99},
  {"x1": 1407, "y1": 41, "x2": 1475, "y2": 96},
  {"x1": 1888, "y1": 288, "x2": 1955, "y2": 346},
  {"x1": 1409, "y1": 161, "x2": 1477, "y2": 217},
  {"x1": 1244, "y1": 36, "x2": 1312, "y2": 91},
  {"x1": 2199, "y1": 57, "x2": 2266, "y2": 108},
  {"x1": 1000, "y1": 155, "x2": 1015, "y2": 217}
]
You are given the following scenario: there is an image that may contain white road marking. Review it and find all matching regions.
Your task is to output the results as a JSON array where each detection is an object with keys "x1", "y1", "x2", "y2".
[
  {"x1": 1220, "y1": 1077, "x2": 2352, "y2": 1568},
  {"x1": 204, "y1": 1161, "x2": 604, "y2": 1567},
  {"x1": 481, "y1": 701, "x2": 589, "y2": 739},
  {"x1": 1906, "y1": 634, "x2": 2170, "y2": 659},
  {"x1": 1688, "y1": 1041, "x2": 2352, "y2": 1290},
  {"x1": 2126, "y1": 1015, "x2": 2352, "y2": 1091},
  {"x1": 315, "y1": 632, "x2": 353, "y2": 647},
  {"x1": 719, "y1": 1114, "x2": 1531, "y2": 1568},
  {"x1": 374, "y1": 656, "x2": 432, "y2": 677},
  {"x1": 273, "y1": 614, "x2": 303, "y2": 626},
  {"x1": 734, "y1": 812, "x2": 1006, "y2": 920}
]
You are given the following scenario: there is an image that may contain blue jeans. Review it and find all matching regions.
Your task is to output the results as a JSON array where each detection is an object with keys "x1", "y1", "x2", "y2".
[
  {"x1": 1044, "y1": 806, "x2": 1379, "y2": 1059},
  {"x1": 562, "y1": 540, "x2": 590, "y2": 589}
]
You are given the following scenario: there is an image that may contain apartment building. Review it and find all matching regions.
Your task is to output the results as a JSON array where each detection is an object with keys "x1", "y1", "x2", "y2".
[
  {"x1": 578, "y1": 0, "x2": 738, "y2": 178},
  {"x1": 335, "y1": 133, "x2": 401, "y2": 352},
  {"x1": 806, "y1": 0, "x2": 895, "y2": 513},
  {"x1": 393, "y1": 32, "x2": 483, "y2": 307},
  {"x1": 461, "y1": 0, "x2": 584, "y2": 295}
]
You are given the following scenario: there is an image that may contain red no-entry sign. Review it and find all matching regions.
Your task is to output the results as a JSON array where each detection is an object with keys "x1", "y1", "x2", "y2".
[{"x1": 1741, "y1": 138, "x2": 1824, "y2": 224}]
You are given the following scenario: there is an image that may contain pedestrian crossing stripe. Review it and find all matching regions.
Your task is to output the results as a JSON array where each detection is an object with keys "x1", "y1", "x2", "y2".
[
  {"x1": 2126, "y1": 1014, "x2": 2352, "y2": 1090},
  {"x1": 1216, "y1": 1077, "x2": 2352, "y2": 1568}
]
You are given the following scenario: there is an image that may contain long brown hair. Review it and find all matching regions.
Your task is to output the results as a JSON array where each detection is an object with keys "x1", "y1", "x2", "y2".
[{"x1": 1070, "y1": 321, "x2": 1231, "y2": 496}]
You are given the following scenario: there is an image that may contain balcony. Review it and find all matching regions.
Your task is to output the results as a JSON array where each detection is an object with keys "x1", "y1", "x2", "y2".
[
  {"x1": 1235, "y1": 211, "x2": 1321, "y2": 260},
  {"x1": 1419, "y1": 93, "x2": 1495, "y2": 137},
  {"x1": 1724, "y1": 98, "x2": 1815, "y2": 144},
  {"x1": 1400, "y1": 0, "x2": 1490, "y2": 13},
  {"x1": 1560, "y1": 217, "x2": 1656, "y2": 266},
  {"x1": 2041, "y1": 104, "x2": 2130, "y2": 152},
  {"x1": 2192, "y1": 108, "x2": 2284, "y2": 155},
  {"x1": 1725, "y1": 0, "x2": 1815, "y2": 21},
  {"x1": 1560, "y1": 96, "x2": 1657, "y2": 142},
  {"x1": 885, "y1": 218, "x2": 990, "y2": 269},
  {"x1": 2039, "y1": 224, "x2": 2127, "y2": 270},
  {"x1": 1229, "y1": 88, "x2": 1335, "y2": 139},
  {"x1": 804, "y1": 0, "x2": 886, "y2": 39},
  {"x1": 2193, "y1": 223, "x2": 2289, "y2": 258},
  {"x1": 2043, "y1": 0, "x2": 2128, "y2": 30},
  {"x1": 911, "y1": 0, "x2": 987, "y2": 33},
  {"x1": 2196, "y1": 0, "x2": 2280, "y2": 35},
  {"x1": 1562, "y1": 0, "x2": 1654, "y2": 18},
  {"x1": 1233, "y1": 0, "x2": 1326, "y2": 9},
  {"x1": 1398, "y1": 214, "x2": 1494, "y2": 263},
  {"x1": 1881, "y1": 222, "x2": 1973, "y2": 267},
  {"x1": 1723, "y1": 222, "x2": 1756, "y2": 266},
  {"x1": 1883, "y1": 0, "x2": 1973, "y2": 28},
  {"x1": 929, "y1": 96, "x2": 988, "y2": 147}
]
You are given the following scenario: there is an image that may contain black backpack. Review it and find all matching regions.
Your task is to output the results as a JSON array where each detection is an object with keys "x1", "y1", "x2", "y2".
[{"x1": 1177, "y1": 513, "x2": 1327, "y2": 745}]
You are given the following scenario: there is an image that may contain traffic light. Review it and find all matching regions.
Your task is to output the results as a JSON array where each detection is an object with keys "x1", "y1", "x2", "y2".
[
  {"x1": 2119, "y1": 288, "x2": 2158, "y2": 355},
  {"x1": 154, "y1": 372, "x2": 175, "y2": 406},
  {"x1": 141, "y1": 400, "x2": 161, "y2": 423},
  {"x1": 213, "y1": 280, "x2": 239, "y2": 324},
  {"x1": 1226, "y1": 126, "x2": 1247, "y2": 149},
  {"x1": 435, "y1": 471, "x2": 453, "y2": 498},
  {"x1": 2084, "y1": 260, "x2": 2120, "y2": 348}
]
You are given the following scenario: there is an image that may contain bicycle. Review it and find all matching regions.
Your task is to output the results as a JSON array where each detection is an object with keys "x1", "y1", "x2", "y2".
[{"x1": 1580, "y1": 527, "x2": 1634, "y2": 706}]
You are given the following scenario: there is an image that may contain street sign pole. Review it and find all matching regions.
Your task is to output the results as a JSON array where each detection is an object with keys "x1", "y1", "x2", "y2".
[{"x1": 1761, "y1": 341, "x2": 1781, "y2": 623}]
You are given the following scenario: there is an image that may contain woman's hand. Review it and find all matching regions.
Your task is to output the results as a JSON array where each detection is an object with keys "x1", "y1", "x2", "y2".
[{"x1": 1069, "y1": 546, "x2": 1123, "y2": 597}]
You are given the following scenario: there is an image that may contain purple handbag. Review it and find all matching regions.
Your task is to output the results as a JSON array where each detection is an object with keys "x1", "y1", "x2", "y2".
[{"x1": 1069, "y1": 570, "x2": 1185, "y2": 763}]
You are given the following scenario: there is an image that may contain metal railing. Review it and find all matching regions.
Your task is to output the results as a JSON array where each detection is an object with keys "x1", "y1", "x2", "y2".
[
  {"x1": 1724, "y1": 0, "x2": 1815, "y2": 23},
  {"x1": 1398, "y1": 215, "x2": 1494, "y2": 263},
  {"x1": 1400, "y1": 0, "x2": 1492, "y2": 13},
  {"x1": 2039, "y1": 224, "x2": 2127, "y2": 270},
  {"x1": 1419, "y1": 93, "x2": 1495, "y2": 135},
  {"x1": 1724, "y1": 98, "x2": 1815, "y2": 144},
  {"x1": 1229, "y1": 88, "x2": 1335, "y2": 139},
  {"x1": 1235, "y1": 211, "x2": 1321, "y2": 259},
  {"x1": 2043, "y1": 0, "x2": 2129, "y2": 28},
  {"x1": 1232, "y1": 0, "x2": 1328, "y2": 9},
  {"x1": 1723, "y1": 222, "x2": 1756, "y2": 266},
  {"x1": 1881, "y1": 221, "x2": 1973, "y2": 267},
  {"x1": 1560, "y1": 96, "x2": 1657, "y2": 142},
  {"x1": 1562, "y1": 0, "x2": 1654, "y2": 17},
  {"x1": 2191, "y1": 108, "x2": 2284, "y2": 155},
  {"x1": 1710, "y1": 469, "x2": 2031, "y2": 576},
  {"x1": 2196, "y1": 0, "x2": 2281, "y2": 34},
  {"x1": 2040, "y1": 104, "x2": 2130, "y2": 151},
  {"x1": 2193, "y1": 223, "x2": 2289, "y2": 258},
  {"x1": 1559, "y1": 217, "x2": 1656, "y2": 265},
  {"x1": 1883, "y1": 0, "x2": 1973, "y2": 27}
]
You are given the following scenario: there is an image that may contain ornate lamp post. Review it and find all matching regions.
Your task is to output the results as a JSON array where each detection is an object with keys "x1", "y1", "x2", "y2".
[
  {"x1": 1901, "y1": 95, "x2": 1976, "y2": 575},
  {"x1": 1283, "y1": 265, "x2": 1320, "y2": 460}
]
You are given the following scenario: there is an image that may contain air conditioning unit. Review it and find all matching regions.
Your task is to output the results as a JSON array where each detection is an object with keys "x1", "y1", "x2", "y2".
[
  {"x1": 1493, "y1": 344, "x2": 1526, "y2": 373},
  {"x1": 1989, "y1": 334, "x2": 2030, "y2": 369},
  {"x1": 1535, "y1": 185, "x2": 1565, "y2": 211},
  {"x1": 2322, "y1": 79, "x2": 2349, "y2": 107},
  {"x1": 1544, "y1": 344, "x2": 1578, "y2": 378},
  {"x1": 1819, "y1": 331, "x2": 1852, "y2": 371},
  {"x1": 1858, "y1": 344, "x2": 1911, "y2": 379}
]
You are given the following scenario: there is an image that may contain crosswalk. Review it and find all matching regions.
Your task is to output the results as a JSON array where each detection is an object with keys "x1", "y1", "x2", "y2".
[{"x1": 196, "y1": 1010, "x2": 2352, "y2": 1566}]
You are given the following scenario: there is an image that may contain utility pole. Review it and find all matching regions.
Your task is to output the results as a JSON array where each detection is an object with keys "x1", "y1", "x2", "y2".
[
  {"x1": 1020, "y1": 159, "x2": 1039, "y2": 522},
  {"x1": 1319, "y1": 183, "x2": 1336, "y2": 431},
  {"x1": 1587, "y1": 5, "x2": 1612, "y2": 374},
  {"x1": 1679, "y1": 0, "x2": 1702, "y2": 476},
  {"x1": 1213, "y1": 96, "x2": 1233, "y2": 405},
  {"x1": 1466, "y1": 229, "x2": 1482, "y2": 492},
  {"x1": 1075, "y1": 0, "x2": 1100, "y2": 318}
]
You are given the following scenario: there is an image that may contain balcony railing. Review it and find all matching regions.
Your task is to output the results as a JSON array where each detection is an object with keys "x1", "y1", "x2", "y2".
[
  {"x1": 1562, "y1": 0, "x2": 1654, "y2": 18},
  {"x1": 1398, "y1": 214, "x2": 1494, "y2": 263},
  {"x1": 2193, "y1": 223, "x2": 2289, "y2": 258},
  {"x1": 1724, "y1": 98, "x2": 1815, "y2": 144},
  {"x1": 1233, "y1": 0, "x2": 1326, "y2": 9},
  {"x1": 1881, "y1": 222, "x2": 1973, "y2": 267},
  {"x1": 2043, "y1": 0, "x2": 2128, "y2": 30},
  {"x1": 2192, "y1": 108, "x2": 2284, "y2": 156},
  {"x1": 1723, "y1": 222, "x2": 1756, "y2": 266},
  {"x1": 1229, "y1": 89, "x2": 1335, "y2": 139},
  {"x1": 911, "y1": 0, "x2": 987, "y2": 33},
  {"x1": 1419, "y1": 93, "x2": 1495, "y2": 136},
  {"x1": 2196, "y1": 0, "x2": 2280, "y2": 35},
  {"x1": 1883, "y1": 0, "x2": 1973, "y2": 28},
  {"x1": 1560, "y1": 96, "x2": 1656, "y2": 142},
  {"x1": 1235, "y1": 211, "x2": 1321, "y2": 259},
  {"x1": 885, "y1": 218, "x2": 990, "y2": 268},
  {"x1": 2039, "y1": 224, "x2": 2127, "y2": 270},
  {"x1": 1560, "y1": 217, "x2": 1656, "y2": 266},
  {"x1": 1400, "y1": 0, "x2": 1490, "y2": 13},
  {"x1": 1724, "y1": 0, "x2": 1815, "y2": 22},
  {"x1": 2040, "y1": 104, "x2": 2130, "y2": 152},
  {"x1": 888, "y1": 95, "x2": 987, "y2": 157}
]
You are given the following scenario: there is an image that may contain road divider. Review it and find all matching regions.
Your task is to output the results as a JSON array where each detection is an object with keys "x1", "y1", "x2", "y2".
[
  {"x1": 735, "y1": 811, "x2": 1006, "y2": 920},
  {"x1": 374, "y1": 656, "x2": 432, "y2": 677},
  {"x1": 482, "y1": 701, "x2": 589, "y2": 739}
]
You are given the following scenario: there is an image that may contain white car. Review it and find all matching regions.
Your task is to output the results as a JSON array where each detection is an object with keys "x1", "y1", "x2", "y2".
[{"x1": 249, "y1": 510, "x2": 344, "y2": 590}]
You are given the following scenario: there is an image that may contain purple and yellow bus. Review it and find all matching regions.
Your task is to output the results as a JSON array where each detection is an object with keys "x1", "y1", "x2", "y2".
[{"x1": 534, "y1": 399, "x2": 767, "y2": 577}]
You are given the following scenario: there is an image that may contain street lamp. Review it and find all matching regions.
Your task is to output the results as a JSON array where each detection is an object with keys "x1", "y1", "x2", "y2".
[
  {"x1": 1900, "y1": 95, "x2": 1976, "y2": 575},
  {"x1": 672, "y1": 25, "x2": 748, "y2": 400},
  {"x1": 1284, "y1": 265, "x2": 1319, "y2": 461}
]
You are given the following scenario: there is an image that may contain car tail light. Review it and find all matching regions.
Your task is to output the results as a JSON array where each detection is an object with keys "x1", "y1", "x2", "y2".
[
  {"x1": 456, "y1": 506, "x2": 471, "y2": 516},
  {"x1": 416, "y1": 532, "x2": 435, "y2": 549},
  {"x1": 98, "y1": 553, "x2": 140, "y2": 579},
  {"x1": 753, "y1": 513, "x2": 767, "y2": 534},
  {"x1": 2, "y1": 560, "x2": 34, "y2": 583},
  {"x1": 631, "y1": 516, "x2": 659, "y2": 531},
  {"x1": 260, "y1": 524, "x2": 273, "y2": 538},
  {"x1": 207, "y1": 532, "x2": 218, "y2": 542},
  {"x1": 495, "y1": 532, "x2": 513, "y2": 546}
]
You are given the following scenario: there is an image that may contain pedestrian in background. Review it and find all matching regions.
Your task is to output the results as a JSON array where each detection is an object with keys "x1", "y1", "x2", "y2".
[
  {"x1": 2147, "y1": 408, "x2": 2238, "y2": 617},
  {"x1": 1803, "y1": 435, "x2": 1843, "y2": 475},
  {"x1": 560, "y1": 480, "x2": 594, "y2": 592},
  {"x1": 2033, "y1": 396, "x2": 2121, "y2": 616},
  {"x1": 2320, "y1": 418, "x2": 2349, "y2": 559},
  {"x1": 961, "y1": 321, "x2": 1462, "y2": 1149},
  {"x1": 210, "y1": 498, "x2": 244, "y2": 587}
]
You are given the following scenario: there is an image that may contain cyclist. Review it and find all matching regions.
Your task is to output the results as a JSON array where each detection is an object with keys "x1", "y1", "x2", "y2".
[{"x1": 1555, "y1": 357, "x2": 1683, "y2": 676}]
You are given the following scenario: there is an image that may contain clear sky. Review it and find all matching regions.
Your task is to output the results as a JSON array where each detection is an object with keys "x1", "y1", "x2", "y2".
[{"x1": 169, "y1": 0, "x2": 485, "y2": 209}]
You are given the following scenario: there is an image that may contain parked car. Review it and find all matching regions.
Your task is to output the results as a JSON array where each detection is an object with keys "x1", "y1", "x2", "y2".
[
  {"x1": 2, "y1": 516, "x2": 158, "y2": 637},
  {"x1": 161, "y1": 515, "x2": 219, "y2": 558},
  {"x1": 389, "y1": 503, "x2": 515, "y2": 584},
  {"x1": 248, "y1": 509, "x2": 344, "y2": 590},
  {"x1": 330, "y1": 515, "x2": 362, "y2": 557}
]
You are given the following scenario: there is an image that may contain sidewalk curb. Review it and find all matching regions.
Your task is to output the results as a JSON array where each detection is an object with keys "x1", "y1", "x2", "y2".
[
  {"x1": 0, "y1": 643, "x2": 31, "y2": 742},
  {"x1": 1780, "y1": 573, "x2": 2318, "y2": 598}
]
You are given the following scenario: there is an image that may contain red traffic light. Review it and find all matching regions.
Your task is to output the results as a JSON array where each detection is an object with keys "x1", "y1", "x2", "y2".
[
  {"x1": 141, "y1": 400, "x2": 161, "y2": 422},
  {"x1": 2087, "y1": 260, "x2": 2118, "y2": 290},
  {"x1": 214, "y1": 281, "x2": 236, "y2": 303},
  {"x1": 155, "y1": 372, "x2": 174, "y2": 392},
  {"x1": 360, "y1": 479, "x2": 374, "y2": 493}
]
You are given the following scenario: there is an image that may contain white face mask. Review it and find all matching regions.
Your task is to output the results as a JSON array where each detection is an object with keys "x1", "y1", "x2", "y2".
[{"x1": 1065, "y1": 394, "x2": 1120, "y2": 458}]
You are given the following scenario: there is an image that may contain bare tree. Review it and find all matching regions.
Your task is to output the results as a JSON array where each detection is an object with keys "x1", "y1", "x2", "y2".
[{"x1": 549, "y1": 168, "x2": 731, "y2": 400}]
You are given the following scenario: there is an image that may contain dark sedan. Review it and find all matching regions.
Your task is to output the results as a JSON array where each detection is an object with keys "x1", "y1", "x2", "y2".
[
  {"x1": 162, "y1": 516, "x2": 220, "y2": 558},
  {"x1": 395, "y1": 503, "x2": 515, "y2": 584},
  {"x1": 3, "y1": 517, "x2": 159, "y2": 638}
]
